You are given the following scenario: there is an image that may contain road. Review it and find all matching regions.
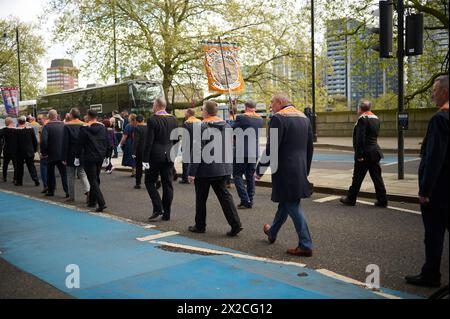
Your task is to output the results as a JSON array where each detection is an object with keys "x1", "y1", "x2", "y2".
[{"x1": 0, "y1": 168, "x2": 447, "y2": 299}]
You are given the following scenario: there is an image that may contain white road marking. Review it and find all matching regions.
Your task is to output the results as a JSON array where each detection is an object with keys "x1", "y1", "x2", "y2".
[
  {"x1": 314, "y1": 195, "x2": 341, "y2": 203},
  {"x1": 136, "y1": 231, "x2": 180, "y2": 242},
  {"x1": 143, "y1": 225, "x2": 156, "y2": 229},
  {"x1": 382, "y1": 158, "x2": 420, "y2": 167},
  {"x1": 316, "y1": 269, "x2": 402, "y2": 299},
  {"x1": 148, "y1": 240, "x2": 307, "y2": 268},
  {"x1": 356, "y1": 200, "x2": 421, "y2": 215}
]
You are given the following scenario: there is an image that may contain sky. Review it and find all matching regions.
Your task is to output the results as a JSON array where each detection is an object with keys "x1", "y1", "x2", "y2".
[{"x1": 0, "y1": 0, "x2": 92, "y2": 88}]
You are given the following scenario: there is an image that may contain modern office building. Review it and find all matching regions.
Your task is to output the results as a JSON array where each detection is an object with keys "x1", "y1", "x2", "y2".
[
  {"x1": 325, "y1": 18, "x2": 398, "y2": 110},
  {"x1": 47, "y1": 59, "x2": 79, "y2": 91}
]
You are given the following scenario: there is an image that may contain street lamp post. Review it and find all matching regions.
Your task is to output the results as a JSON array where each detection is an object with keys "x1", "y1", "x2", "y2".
[
  {"x1": 311, "y1": 0, "x2": 318, "y2": 142},
  {"x1": 397, "y1": 0, "x2": 405, "y2": 180}
]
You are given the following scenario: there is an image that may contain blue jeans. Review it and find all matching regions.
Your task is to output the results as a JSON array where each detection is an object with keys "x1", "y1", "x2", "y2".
[
  {"x1": 233, "y1": 160, "x2": 256, "y2": 205},
  {"x1": 40, "y1": 159, "x2": 48, "y2": 188},
  {"x1": 268, "y1": 201, "x2": 312, "y2": 251}
]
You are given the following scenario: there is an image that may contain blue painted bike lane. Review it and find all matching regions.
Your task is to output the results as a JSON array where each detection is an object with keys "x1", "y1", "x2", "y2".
[{"x1": 0, "y1": 191, "x2": 420, "y2": 299}]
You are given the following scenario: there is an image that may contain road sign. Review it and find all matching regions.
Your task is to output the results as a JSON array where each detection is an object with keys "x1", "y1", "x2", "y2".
[{"x1": 398, "y1": 112, "x2": 409, "y2": 130}]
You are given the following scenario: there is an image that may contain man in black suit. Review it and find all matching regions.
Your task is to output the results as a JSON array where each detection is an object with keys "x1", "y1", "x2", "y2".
[
  {"x1": 132, "y1": 115, "x2": 148, "y2": 189},
  {"x1": 340, "y1": 100, "x2": 388, "y2": 207},
  {"x1": 188, "y1": 100, "x2": 242, "y2": 237},
  {"x1": 0, "y1": 117, "x2": 17, "y2": 183},
  {"x1": 15, "y1": 116, "x2": 39, "y2": 186},
  {"x1": 232, "y1": 100, "x2": 264, "y2": 209},
  {"x1": 180, "y1": 108, "x2": 201, "y2": 184},
  {"x1": 256, "y1": 94, "x2": 313, "y2": 257},
  {"x1": 143, "y1": 97, "x2": 179, "y2": 221},
  {"x1": 41, "y1": 109, "x2": 69, "y2": 197},
  {"x1": 406, "y1": 75, "x2": 449, "y2": 288},
  {"x1": 75, "y1": 109, "x2": 110, "y2": 212}
]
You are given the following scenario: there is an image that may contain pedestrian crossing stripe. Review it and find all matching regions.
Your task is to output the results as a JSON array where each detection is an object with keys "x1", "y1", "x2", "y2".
[{"x1": 136, "y1": 231, "x2": 180, "y2": 241}]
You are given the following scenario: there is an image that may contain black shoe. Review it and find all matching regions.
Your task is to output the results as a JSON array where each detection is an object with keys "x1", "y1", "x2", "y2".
[
  {"x1": 188, "y1": 226, "x2": 205, "y2": 233},
  {"x1": 238, "y1": 203, "x2": 252, "y2": 210},
  {"x1": 34, "y1": 180, "x2": 40, "y2": 187},
  {"x1": 405, "y1": 274, "x2": 441, "y2": 288},
  {"x1": 87, "y1": 203, "x2": 96, "y2": 208},
  {"x1": 95, "y1": 206, "x2": 107, "y2": 213},
  {"x1": 227, "y1": 227, "x2": 243, "y2": 237},
  {"x1": 14, "y1": 182, "x2": 23, "y2": 186},
  {"x1": 162, "y1": 215, "x2": 170, "y2": 221},
  {"x1": 340, "y1": 197, "x2": 356, "y2": 206},
  {"x1": 45, "y1": 192, "x2": 55, "y2": 197},
  {"x1": 134, "y1": 185, "x2": 141, "y2": 189},
  {"x1": 179, "y1": 180, "x2": 189, "y2": 184},
  {"x1": 65, "y1": 193, "x2": 70, "y2": 198},
  {"x1": 374, "y1": 201, "x2": 388, "y2": 208},
  {"x1": 148, "y1": 212, "x2": 163, "y2": 221},
  {"x1": 41, "y1": 188, "x2": 48, "y2": 194}
]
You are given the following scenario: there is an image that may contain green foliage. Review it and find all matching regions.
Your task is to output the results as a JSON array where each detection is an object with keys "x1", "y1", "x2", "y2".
[{"x1": 0, "y1": 18, "x2": 46, "y2": 100}]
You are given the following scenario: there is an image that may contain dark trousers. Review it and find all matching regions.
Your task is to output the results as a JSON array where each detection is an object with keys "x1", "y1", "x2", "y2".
[
  {"x1": 421, "y1": 200, "x2": 449, "y2": 280},
  {"x1": 84, "y1": 162, "x2": 106, "y2": 208},
  {"x1": 233, "y1": 159, "x2": 257, "y2": 205},
  {"x1": 15, "y1": 156, "x2": 39, "y2": 184},
  {"x1": 194, "y1": 176, "x2": 241, "y2": 231},
  {"x1": 347, "y1": 160, "x2": 387, "y2": 203},
  {"x1": 181, "y1": 162, "x2": 189, "y2": 182},
  {"x1": 135, "y1": 155, "x2": 143, "y2": 186},
  {"x1": 145, "y1": 161, "x2": 174, "y2": 217},
  {"x1": 47, "y1": 160, "x2": 68, "y2": 195},
  {"x1": 2, "y1": 153, "x2": 16, "y2": 181},
  {"x1": 40, "y1": 159, "x2": 48, "y2": 188},
  {"x1": 114, "y1": 133, "x2": 122, "y2": 157}
]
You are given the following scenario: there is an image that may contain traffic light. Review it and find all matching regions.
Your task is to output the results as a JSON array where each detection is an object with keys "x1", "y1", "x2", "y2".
[
  {"x1": 405, "y1": 13, "x2": 424, "y2": 56},
  {"x1": 379, "y1": 0, "x2": 393, "y2": 58}
]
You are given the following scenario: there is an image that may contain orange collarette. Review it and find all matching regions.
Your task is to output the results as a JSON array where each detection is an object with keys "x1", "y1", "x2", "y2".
[
  {"x1": 202, "y1": 116, "x2": 223, "y2": 123},
  {"x1": 65, "y1": 119, "x2": 85, "y2": 125},
  {"x1": 277, "y1": 105, "x2": 302, "y2": 114},
  {"x1": 440, "y1": 101, "x2": 449, "y2": 111},
  {"x1": 243, "y1": 111, "x2": 261, "y2": 118},
  {"x1": 186, "y1": 116, "x2": 201, "y2": 123}
]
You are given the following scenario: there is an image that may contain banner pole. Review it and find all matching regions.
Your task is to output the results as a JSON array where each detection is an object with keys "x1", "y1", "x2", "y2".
[{"x1": 218, "y1": 36, "x2": 233, "y2": 108}]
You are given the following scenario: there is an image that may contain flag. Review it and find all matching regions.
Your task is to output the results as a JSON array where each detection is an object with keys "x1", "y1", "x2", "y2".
[
  {"x1": 1, "y1": 87, "x2": 20, "y2": 117},
  {"x1": 203, "y1": 43, "x2": 245, "y2": 94}
]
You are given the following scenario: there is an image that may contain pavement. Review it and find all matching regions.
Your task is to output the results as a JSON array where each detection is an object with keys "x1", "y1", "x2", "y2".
[{"x1": 0, "y1": 168, "x2": 448, "y2": 299}]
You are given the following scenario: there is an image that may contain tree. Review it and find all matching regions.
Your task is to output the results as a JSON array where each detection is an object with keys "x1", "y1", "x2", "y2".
[
  {"x1": 0, "y1": 18, "x2": 46, "y2": 101},
  {"x1": 317, "y1": 0, "x2": 449, "y2": 109},
  {"x1": 47, "y1": 0, "x2": 314, "y2": 110}
]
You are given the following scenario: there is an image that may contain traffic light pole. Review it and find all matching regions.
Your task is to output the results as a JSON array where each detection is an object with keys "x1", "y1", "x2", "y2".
[
  {"x1": 397, "y1": 0, "x2": 405, "y2": 180},
  {"x1": 16, "y1": 27, "x2": 22, "y2": 101},
  {"x1": 311, "y1": 0, "x2": 318, "y2": 142}
]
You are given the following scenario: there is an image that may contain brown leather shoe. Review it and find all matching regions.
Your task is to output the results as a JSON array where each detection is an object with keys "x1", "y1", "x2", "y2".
[
  {"x1": 263, "y1": 224, "x2": 276, "y2": 244},
  {"x1": 286, "y1": 247, "x2": 313, "y2": 257}
]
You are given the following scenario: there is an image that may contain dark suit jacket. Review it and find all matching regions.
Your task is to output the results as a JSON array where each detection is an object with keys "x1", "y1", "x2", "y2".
[
  {"x1": 257, "y1": 106, "x2": 314, "y2": 202},
  {"x1": 419, "y1": 109, "x2": 449, "y2": 204},
  {"x1": 353, "y1": 112, "x2": 383, "y2": 162},
  {"x1": 188, "y1": 118, "x2": 233, "y2": 178},
  {"x1": 132, "y1": 125, "x2": 148, "y2": 159},
  {"x1": 0, "y1": 127, "x2": 19, "y2": 158},
  {"x1": 62, "y1": 120, "x2": 85, "y2": 167},
  {"x1": 16, "y1": 127, "x2": 38, "y2": 159},
  {"x1": 182, "y1": 117, "x2": 201, "y2": 164},
  {"x1": 143, "y1": 114, "x2": 179, "y2": 164},
  {"x1": 77, "y1": 122, "x2": 110, "y2": 164},
  {"x1": 41, "y1": 120, "x2": 65, "y2": 162},
  {"x1": 232, "y1": 112, "x2": 264, "y2": 160}
]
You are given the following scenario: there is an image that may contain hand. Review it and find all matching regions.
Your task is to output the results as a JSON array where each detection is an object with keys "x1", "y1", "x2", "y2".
[
  {"x1": 132, "y1": 155, "x2": 136, "y2": 159},
  {"x1": 419, "y1": 196, "x2": 430, "y2": 205},
  {"x1": 255, "y1": 172, "x2": 262, "y2": 181},
  {"x1": 62, "y1": 161, "x2": 67, "y2": 166},
  {"x1": 357, "y1": 158, "x2": 364, "y2": 162},
  {"x1": 188, "y1": 176, "x2": 195, "y2": 184},
  {"x1": 143, "y1": 162, "x2": 150, "y2": 170},
  {"x1": 74, "y1": 158, "x2": 80, "y2": 167}
]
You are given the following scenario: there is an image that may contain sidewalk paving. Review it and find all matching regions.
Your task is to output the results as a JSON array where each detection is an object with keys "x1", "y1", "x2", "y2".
[{"x1": 314, "y1": 137, "x2": 423, "y2": 154}]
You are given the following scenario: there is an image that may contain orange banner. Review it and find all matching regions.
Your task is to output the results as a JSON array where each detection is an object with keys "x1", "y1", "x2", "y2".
[{"x1": 203, "y1": 43, "x2": 245, "y2": 94}]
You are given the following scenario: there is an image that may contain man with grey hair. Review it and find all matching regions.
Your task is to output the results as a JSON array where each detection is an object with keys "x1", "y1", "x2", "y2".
[
  {"x1": 41, "y1": 109, "x2": 69, "y2": 197},
  {"x1": 232, "y1": 100, "x2": 263, "y2": 209},
  {"x1": 143, "y1": 97, "x2": 179, "y2": 221},
  {"x1": 340, "y1": 100, "x2": 387, "y2": 207},
  {"x1": 0, "y1": 117, "x2": 18, "y2": 183},
  {"x1": 15, "y1": 116, "x2": 39, "y2": 186},
  {"x1": 406, "y1": 75, "x2": 449, "y2": 288}
]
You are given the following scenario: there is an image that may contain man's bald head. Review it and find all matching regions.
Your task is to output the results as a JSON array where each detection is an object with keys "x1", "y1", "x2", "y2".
[
  {"x1": 432, "y1": 75, "x2": 449, "y2": 108},
  {"x1": 270, "y1": 93, "x2": 292, "y2": 113}
]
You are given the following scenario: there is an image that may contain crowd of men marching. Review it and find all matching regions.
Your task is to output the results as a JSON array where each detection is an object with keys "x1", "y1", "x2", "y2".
[{"x1": 0, "y1": 75, "x2": 448, "y2": 289}]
